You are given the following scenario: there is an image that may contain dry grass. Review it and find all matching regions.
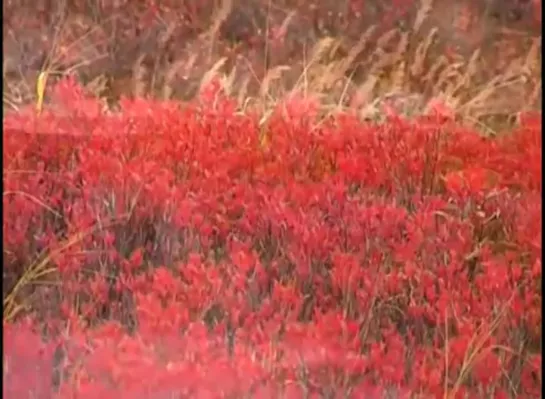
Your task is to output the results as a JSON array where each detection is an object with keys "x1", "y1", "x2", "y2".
[{"x1": 3, "y1": 0, "x2": 542, "y2": 133}]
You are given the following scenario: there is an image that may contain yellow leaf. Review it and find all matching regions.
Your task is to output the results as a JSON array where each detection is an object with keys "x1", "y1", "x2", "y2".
[
  {"x1": 36, "y1": 71, "x2": 48, "y2": 114},
  {"x1": 259, "y1": 131, "x2": 269, "y2": 149}
]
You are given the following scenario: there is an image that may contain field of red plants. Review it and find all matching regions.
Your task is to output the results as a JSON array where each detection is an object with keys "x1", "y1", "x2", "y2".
[
  {"x1": 3, "y1": 0, "x2": 543, "y2": 398},
  {"x1": 3, "y1": 76, "x2": 542, "y2": 397}
]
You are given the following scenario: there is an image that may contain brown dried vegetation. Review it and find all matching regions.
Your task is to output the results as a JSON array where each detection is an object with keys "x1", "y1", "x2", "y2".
[{"x1": 3, "y1": 0, "x2": 542, "y2": 133}]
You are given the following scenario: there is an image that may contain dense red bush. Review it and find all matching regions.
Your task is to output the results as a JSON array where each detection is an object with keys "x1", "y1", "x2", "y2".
[{"x1": 3, "y1": 80, "x2": 542, "y2": 398}]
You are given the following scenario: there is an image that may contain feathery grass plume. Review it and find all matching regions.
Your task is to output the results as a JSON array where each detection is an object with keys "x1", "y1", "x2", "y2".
[
  {"x1": 131, "y1": 54, "x2": 149, "y2": 98},
  {"x1": 221, "y1": 64, "x2": 238, "y2": 96},
  {"x1": 389, "y1": 32, "x2": 410, "y2": 93},
  {"x1": 410, "y1": 27, "x2": 438, "y2": 79},
  {"x1": 522, "y1": 37, "x2": 541, "y2": 73},
  {"x1": 260, "y1": 65, "x2": 291, "y2": 99},
  {"x1": 452, "y1": 49, "x2": 481, "y2": 95},
  {"x1": 200, "y1": 57, "x2": 229, "y2": 89},
  {"x1": 333, "y1": 26, "x2": 377, "y2": 80},
  {"x1": 202, "y1": 0, "x2": 234, "y2": 60},
  {"x1": 413, "y1": 0, "x2": 434, "y2": 33},
  {"x1": 293, "y1": 36, "x2": 339, "y2": 95}
]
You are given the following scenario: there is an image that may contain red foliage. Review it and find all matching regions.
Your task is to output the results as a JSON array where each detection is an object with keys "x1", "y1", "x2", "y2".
[{"x1": 3, "y1": 80, "x2": 542, "y2": 398}]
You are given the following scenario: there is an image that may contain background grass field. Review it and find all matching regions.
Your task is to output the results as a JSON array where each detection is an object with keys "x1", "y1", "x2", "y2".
[{"x1": 4, "y1": 0, "x2": 542, "y2": 131}]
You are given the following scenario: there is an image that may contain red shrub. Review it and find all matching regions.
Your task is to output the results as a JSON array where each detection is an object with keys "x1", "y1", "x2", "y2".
[{"x1": 3, "y1": 80, "x2": 541, "y2": 398}]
